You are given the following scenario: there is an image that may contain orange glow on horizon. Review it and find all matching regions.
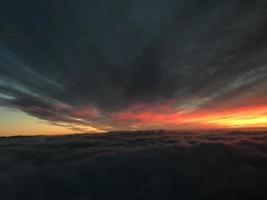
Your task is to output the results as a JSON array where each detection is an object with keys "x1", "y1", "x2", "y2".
[
  {"x1": 0, "y1": 107, "x2": 102, "y2": 136},
  {"x1": 2, "y1": 98, "x2": 267, "y2": 136},
  {"x1": 113, "y1": 103, "x2": 267, "y2": 129}
]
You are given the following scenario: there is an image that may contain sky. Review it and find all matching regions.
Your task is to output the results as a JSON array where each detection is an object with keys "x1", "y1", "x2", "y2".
[{"x1": 0, "y1": 0, "x2": 267, "y2": 135}]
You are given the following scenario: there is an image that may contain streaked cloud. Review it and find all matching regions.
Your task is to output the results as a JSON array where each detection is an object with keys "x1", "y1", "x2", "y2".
[{"x1": 0, "y1": 0, "x2": 267, "y2": 133}]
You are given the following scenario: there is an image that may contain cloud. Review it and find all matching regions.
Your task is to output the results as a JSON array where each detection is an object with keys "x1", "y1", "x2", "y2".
[
  {"x1": 0, "y1": 0, "x2": 267, "y2": 130},
  {"x1": 1, "y1": 130, "x2": 267, "y2": 199}
]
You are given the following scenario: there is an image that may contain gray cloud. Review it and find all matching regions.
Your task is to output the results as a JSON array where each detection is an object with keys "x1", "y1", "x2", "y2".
[
  {"x1": 0, "y1": 0, "x2": 267, "y2": 130},
  {"x1": 1, "y1": 130, "x2": 267, "y2": 199}
]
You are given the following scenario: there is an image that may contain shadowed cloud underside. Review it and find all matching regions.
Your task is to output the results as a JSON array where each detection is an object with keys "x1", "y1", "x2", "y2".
[{"x1": 0, "y1": 0, "x2": 267, "y2": 134}]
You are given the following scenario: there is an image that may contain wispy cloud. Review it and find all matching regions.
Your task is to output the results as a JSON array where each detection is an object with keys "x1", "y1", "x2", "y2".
[{"x1": 0, "y1": 0, "x2": 267, "y2": 131}]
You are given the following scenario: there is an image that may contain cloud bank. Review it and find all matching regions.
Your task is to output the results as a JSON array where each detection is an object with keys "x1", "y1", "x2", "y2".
[{"x1": 1, "y1": 130, "x2": 267, "y2": 199}]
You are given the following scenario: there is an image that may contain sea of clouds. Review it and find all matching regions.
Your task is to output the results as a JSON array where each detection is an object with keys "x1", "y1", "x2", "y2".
[{"x1": 1, "y1": 130, "x2": 267, "y2": 200}]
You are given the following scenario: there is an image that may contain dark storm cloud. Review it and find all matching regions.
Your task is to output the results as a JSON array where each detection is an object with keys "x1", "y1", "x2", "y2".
[
  {"x1": 1, "y1": 130, "x2": 267, "y2": 199},
  {"x1": 0, "y1": 0, "x2": 267, "y2": 129}
]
